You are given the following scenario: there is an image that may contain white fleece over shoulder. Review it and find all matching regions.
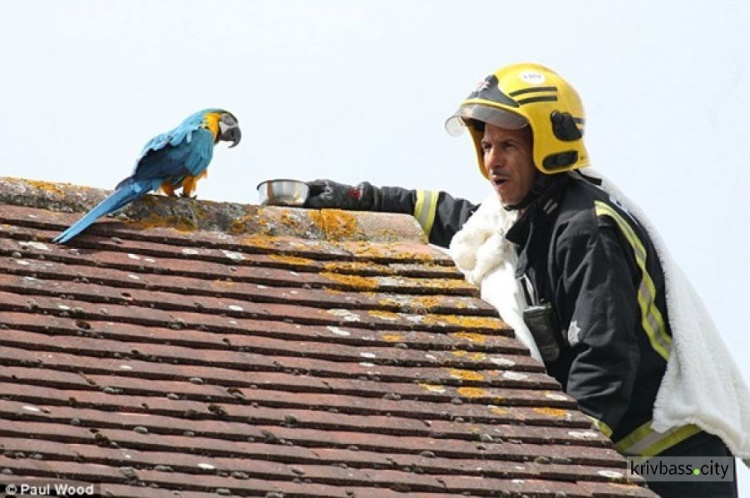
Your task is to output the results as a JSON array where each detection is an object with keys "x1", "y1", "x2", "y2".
[{"x1": 448, "y1": 193, "x2": 543, "y2": 362}]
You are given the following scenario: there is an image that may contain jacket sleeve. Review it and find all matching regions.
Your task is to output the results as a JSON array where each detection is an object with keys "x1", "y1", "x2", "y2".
[
  {"x1": 374, "y1": 186, "x2": 478, "y2": 248},
  {"x1": 553, "y1": 221, "x2": 641, "y2": 437}
]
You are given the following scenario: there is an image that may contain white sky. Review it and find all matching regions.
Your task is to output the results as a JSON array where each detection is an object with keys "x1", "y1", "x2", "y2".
[{"x1": 2, "y1": 0, "x2": 749, "y2": 492}]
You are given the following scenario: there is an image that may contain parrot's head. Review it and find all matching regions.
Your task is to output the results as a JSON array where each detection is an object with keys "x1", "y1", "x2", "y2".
[
  {"x1": 188, "y1": 108, "x2": 242, "y2": 147},
  {"x1": 216, "y1": 111, "x2": 241, "y2": 148}
]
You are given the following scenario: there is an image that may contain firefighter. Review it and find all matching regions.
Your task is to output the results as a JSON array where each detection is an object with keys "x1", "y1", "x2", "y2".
[{"x1": 304, "y1": 62, "x2": 740, "y2": 497}]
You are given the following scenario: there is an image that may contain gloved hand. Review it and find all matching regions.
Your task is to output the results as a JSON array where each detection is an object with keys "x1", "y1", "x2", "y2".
[{"x1": 304, "y1": 179, "x2": 381, "y2": 210}]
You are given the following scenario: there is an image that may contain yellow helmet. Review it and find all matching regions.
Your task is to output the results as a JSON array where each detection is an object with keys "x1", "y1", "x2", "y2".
[{"x1": 445, "y1": 62, "x2": 589, "y2": 178}]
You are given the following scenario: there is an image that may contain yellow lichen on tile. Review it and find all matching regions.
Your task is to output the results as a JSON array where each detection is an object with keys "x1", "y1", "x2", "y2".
[
  {"x1": 238, "y1": 234, "x2": 275, "y2": 249},
  {"x1": 407, "y1": 295, "x2": 443, "y2": 311},
  {"x1": 323, "y1": 261, "x2": 393, "y2": 274},
  {"x1": 533, "y1": 407, "x2": 568, "y2": 417},
  {"x1": 450, "y1": 332, "x2": 488, "y2": 344},
  {"x1": 449, "y1": 369, "x2": 484, "y2": 382},
  {"x1": 309, "y1": 210, "x2": 359, "y2": 241},
  {"x1": 376, "y1": 295, "x2": 442, "y2": 314},
  {"x1": 451, "y1": 350, "x2": 487, "y2": 361},
  {"x1": 423, "y1": 314, "x2": 504, "y2": 329},
  {"x1": 397, "y1": 250, "x2": 435, "y2": 261},
  {"x1": 489, "y1": 406, "x2": 509, "y2": 415},
  {"x1": 381, "y1": 333, "x2": 405, "y2": 342},
  {"x1": 419, "y1": 383, "x2": 446, "y2": 393},
  {"x1": 368, "y1": 310, "x2": 400, "y2": 321},
  {"x1": 320, "y1": 272, "x2": 378, "y2": 290},
  {"x1": 375, "y1": 297, "x2": 401, "y2": 308},
  {"x1": 268, "y1": 254, "x2": 315, "y2": 266},
  {"x1": 457, "y1": 387, "x2": 487, "y2": 398},
  {"x1": 26, "y1": 180, "x2": 65, "y2": 196},
  {"x1": 230, "y1": 212, "x2": 265, "y2": 234},
  {"x1": 418, "y1": 279, "x2": 471, "y2": 290},
  {"x1": 349, "y1": 243, "x2": 434, "y2": 262},
  {"x1": 279, "y1": 211, "x2": 304, "y2": 231}
]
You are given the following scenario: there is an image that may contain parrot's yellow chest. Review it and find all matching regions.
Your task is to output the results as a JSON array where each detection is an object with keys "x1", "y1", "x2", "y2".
[{"x1": 202, "y1": 112, "x2": 222, "y2": 140}]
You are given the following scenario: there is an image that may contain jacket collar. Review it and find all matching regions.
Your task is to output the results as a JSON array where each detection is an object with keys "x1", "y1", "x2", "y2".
[{"x1": 506, "y1": 173, "x2": 569, "y2": 246}]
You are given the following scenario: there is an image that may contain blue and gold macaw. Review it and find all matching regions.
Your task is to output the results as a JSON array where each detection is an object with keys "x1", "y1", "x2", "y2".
[{"x1": 53, "y1": 109, "x2": 241, "y2": 244}]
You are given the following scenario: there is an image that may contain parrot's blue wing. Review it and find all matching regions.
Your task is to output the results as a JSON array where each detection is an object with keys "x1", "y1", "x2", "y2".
[
  {"x1": 124, "y1": 127, "x2": 214, "y2": 188},
  {"x1": 138, "y1": 128, "x2": 196, "y2": 161},
  {"x1": 138, "y1": 133, "x2": 173, "y2": 158},
  {"x1": 136, "y1": 109, "x2": 212, "y2": 162}
]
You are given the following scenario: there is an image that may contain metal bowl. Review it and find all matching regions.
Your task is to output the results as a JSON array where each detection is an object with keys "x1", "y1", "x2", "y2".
[{"x1": 257, "y1": 179, "x2": 310, "y2": 206}]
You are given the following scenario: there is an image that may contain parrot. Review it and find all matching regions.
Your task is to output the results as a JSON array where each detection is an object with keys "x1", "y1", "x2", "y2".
[{"x1": 53, "y1": 108, "x2": 241, "y2": 244}]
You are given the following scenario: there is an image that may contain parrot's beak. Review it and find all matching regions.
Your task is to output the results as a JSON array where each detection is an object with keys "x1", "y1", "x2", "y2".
[{"x1": 221, "y1": 126, "x2": 242, "y2": 148}]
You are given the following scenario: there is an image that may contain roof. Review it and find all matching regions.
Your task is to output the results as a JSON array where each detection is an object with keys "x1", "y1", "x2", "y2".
[{"x1": 0, "y1": 176, "x2": 656, "y2": 497}]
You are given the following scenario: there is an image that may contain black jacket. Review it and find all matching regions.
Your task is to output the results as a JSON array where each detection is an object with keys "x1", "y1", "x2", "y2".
[
  {"x1": 503, "y1": 174, "x2": 671, "y2": 443},
  {"x1": 371, "y1": 175, "x2": 698, "y2": 454},
  {"x1": 370, "y1": 186, "x2": 477, "y2": 248}
]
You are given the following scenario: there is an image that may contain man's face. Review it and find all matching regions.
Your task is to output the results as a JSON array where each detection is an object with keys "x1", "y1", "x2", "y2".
[{"x1": 481, "y1": 123, "x2": 537, "y2": 207}]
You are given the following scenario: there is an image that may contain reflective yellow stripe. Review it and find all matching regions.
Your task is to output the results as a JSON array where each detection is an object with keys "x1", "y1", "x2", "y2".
[
  {"x1": 594, "y1": 201, "x2": 672, "y2": 360},
  {"x1": 585, "y1": 415, "x2": 613, "y2": 438},
  {"x1": 614, "y1": 420, "x2": 701, "y2": 457},
  {"x1": 414, "y1": 190, "x2": 439, "y2": 236},
  {"x1": 640, "y1": 425, "x2": 701, "y2": 456},
  {"x1": 614, "y1": 419, "x2": 654, "y2": 451},
  {"x1": 592, "y1": 201, "x2": 697, "y2": 459}
]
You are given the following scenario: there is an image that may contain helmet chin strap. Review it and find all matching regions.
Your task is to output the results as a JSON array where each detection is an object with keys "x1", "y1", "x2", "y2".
[{"x1": 502, "y1": 172, "x2": 558, "y2": 212}]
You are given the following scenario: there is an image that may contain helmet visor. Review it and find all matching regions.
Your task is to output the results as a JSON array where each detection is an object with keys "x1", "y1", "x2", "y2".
[{"x1": 445, "y1": 103, "x2": 528, "y2": 136}]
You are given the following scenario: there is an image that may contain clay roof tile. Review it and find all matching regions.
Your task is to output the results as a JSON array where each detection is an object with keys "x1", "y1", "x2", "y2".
[{"x1": 0, "y1": 177, "x2": 656, "y2": 497}]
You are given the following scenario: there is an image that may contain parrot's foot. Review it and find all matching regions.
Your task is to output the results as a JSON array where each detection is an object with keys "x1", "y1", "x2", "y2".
[{"x1": 180, "y1": 193, "x2": 198, "y2": 199}]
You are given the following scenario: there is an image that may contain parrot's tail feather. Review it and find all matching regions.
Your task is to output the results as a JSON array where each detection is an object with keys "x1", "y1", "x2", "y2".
[{"x1": 52, "y1": 180, "x2": 153, "y2": 244}]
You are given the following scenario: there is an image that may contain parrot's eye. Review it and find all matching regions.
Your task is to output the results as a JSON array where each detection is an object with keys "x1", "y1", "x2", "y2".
[{"x1": 220, "y1": 114, "x2": 237, "y2": 126}]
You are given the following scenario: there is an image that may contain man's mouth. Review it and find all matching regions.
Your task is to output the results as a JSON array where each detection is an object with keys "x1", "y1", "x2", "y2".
[{"x1": 491, "y1": 176, "x2": 509, "y2": 187}]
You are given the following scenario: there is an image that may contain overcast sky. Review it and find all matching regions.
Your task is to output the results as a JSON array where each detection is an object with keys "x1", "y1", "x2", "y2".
[{"x1": 2, "y1": 0, "x2": 748, "y2": 491}]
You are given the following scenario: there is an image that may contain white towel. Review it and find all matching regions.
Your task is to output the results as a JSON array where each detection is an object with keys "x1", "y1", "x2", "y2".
[
  {"x1": 448, "y1": 193, "x2": 543, "y2": 362},
  {"x1": 448, "y1": 170, "x2": 750, "y2": 459}
]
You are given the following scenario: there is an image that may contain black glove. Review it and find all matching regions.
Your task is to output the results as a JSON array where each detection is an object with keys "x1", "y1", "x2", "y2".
[{"x1": 304, "y1": 179, "x2": 381, "y2": 210}]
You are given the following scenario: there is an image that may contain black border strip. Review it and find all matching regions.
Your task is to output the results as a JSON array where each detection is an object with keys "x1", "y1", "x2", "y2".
[
  {"x1": 509, "y1": 86, "x2": 558, "y2": 97},
  {"x1": 517, "y1": 96, "x2": 558, "y2": 105}
]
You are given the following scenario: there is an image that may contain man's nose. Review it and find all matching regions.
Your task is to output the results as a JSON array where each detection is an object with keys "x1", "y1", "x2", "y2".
[{"x1": 484, "y1": 148, "x2": 504, "y2": 171}]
